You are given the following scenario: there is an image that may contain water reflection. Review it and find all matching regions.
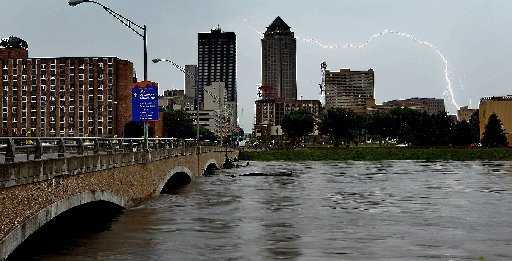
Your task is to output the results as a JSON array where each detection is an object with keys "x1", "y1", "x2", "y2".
[{"x1": 10, "y1": 161, "x2": 512, "y2": 260}]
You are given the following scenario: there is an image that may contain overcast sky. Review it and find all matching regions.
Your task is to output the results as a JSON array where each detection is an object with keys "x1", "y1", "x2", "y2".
[{"x1": 2, "y1": 0, "x2": 512, "y2": 131}]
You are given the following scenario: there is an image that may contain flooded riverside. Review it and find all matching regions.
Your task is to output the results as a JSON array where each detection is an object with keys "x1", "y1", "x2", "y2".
[{"x1": 10, "y1": 161, "x2": 512, "y2": 260}]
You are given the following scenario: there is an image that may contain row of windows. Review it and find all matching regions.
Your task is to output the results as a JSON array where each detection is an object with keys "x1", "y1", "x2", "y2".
[{"x1": 1, "y1": 127, "x2": 114, "y2": 136}]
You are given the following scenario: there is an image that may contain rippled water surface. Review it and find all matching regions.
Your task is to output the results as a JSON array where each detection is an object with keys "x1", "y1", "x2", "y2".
[{"x1": 14, "y1": 161, "x2": 512, "y2": 260}]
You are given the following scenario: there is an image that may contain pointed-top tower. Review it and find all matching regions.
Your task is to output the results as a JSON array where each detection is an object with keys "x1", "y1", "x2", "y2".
[
  {"x1": 261, "y1": 17, "x2": 297, "y2": 100},
  {"x1": 266, "y1": 16, "x2": 291, "y2": 34}
]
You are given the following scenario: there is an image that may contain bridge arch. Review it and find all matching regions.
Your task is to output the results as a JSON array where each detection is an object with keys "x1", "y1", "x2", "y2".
[
  {"x1": 203, "y1": 159, "x2": 219, "y2": 176},
  {"x1": 1, "y1": 191, "x2": 126, "y2": 260},
  {"x1": 158, "y1": 166, "x2": 193, "y2": 194}
]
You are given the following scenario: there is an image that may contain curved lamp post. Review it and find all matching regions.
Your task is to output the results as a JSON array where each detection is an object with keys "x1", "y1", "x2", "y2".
[
  {"x1": 69, "y1": 0, "x2": 149, "y2": 147},
  {"x1": 152, "y1": 58, "x2": 201, "y2": 144},
  {"x1": 68, "y1": 0, "x2": 148, "y2": 81},
  {"x1": 153, "y1": 58, "x2": 235, "y2": 147}
]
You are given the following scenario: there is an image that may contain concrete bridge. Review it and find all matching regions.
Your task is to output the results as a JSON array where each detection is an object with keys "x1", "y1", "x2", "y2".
[{"x1": 0, "y1": 137, "x2": 238, "y2": 260}]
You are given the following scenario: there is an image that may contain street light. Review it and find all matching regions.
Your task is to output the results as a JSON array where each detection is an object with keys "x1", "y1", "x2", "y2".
[
  {"x1": 69, "y1": 0, "x2": 150, "y2": 148},
  {"x1": 68, "y1": 0, "x2": 148, "y2": 81},
  {"x1": 152, "y1": 58, "x2": 201, "y2": 144},
  {"x1": 153, "y1": 58, "x2": 235, "y2": 147}
]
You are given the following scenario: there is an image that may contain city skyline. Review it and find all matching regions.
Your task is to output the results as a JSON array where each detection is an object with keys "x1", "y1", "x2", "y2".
[{"x1": 2, "y1": 0, "x2": 512, "y2": 131}]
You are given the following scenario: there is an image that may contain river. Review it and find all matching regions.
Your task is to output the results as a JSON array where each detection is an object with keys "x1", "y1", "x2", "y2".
[{"x1": 10, "y1": 161, "x2": 512, "y2": 260}]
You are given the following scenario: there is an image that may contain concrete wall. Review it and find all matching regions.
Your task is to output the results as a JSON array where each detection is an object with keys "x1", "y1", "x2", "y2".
[{"x1": 0, "y1": 147, "x2": 238, "y2": 260}]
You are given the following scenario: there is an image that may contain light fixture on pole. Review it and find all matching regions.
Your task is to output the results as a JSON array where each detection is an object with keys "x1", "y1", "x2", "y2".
[
  {"x1": 69, "y1": 0, "x2": 150, "y2": 148},
  {"x1": 68, "y1": 0, "x2": 148, "y2": 80},
  {"x1": 152, "y1": 58, "x2": 201, "y2": 144},
  {"x1": 152, "y1": 58, "x2": 234, "y2": 146}
]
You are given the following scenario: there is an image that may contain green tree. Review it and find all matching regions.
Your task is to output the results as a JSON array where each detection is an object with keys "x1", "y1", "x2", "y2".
[
  {"x1": 367, "y1": 112, "x2": 394, "y2": 144},
  {"x1": 282, "y1": 110, "x2": 314, "y2": 147},
  {"x1": 385, "y1": 109, "x2": 454, "y2": 147},
  {"x1": 481, "y1": 113, "x2": 508, "y2": 147},
  {"x1": 426, "y1": 112, "x2": 453, "y2": 146},
  {"x1": 319, "y1": 108, "x2": 360, "y2": 146},
  {"x1": 451, "y1": 120, "x2": 473, "y2": 146},
  {"x1": 469, "y1": 110, "x2": 480, "y2": 144},
  {"x1": 195, "y1": 126, "x2": 218, "y2": 142},
  {"x1": 0, "y1": 36, "x2": 28, "y2": 49},
  {"x1": 388, "y1": 108, "x2": 421, "y2": 145},
  {"x1": 163, "y1": 109, "x2": 195, "y2": 139}
]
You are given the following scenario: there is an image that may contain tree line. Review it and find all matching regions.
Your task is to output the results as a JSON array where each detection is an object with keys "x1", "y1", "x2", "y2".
[
  {"x1": 123, "y1": 109, "x2": 217, "y2": 141},
  {"x1": 124, "y1": 109, "x2": 243, "y2": 143},
  {"x1": 281, "y1": 108, "x2": 508, "y2": 148}
]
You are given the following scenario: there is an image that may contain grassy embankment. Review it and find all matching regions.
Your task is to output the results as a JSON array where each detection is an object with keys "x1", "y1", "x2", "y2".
[{"x1": 239, "y1": 147, "x2": 512, "y2": 161}]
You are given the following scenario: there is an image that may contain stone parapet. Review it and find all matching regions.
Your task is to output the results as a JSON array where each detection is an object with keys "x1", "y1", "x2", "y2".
[{"x1": 0, "y1": 147, "x2": 238, "y2": 260}]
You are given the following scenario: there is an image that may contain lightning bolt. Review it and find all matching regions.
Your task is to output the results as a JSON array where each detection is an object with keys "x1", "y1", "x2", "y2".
[
  {"x1": 299, "y1": 30, "x2": 459, "y2": 110},
  {"x1": 244, "y1": 19, "x2": 460, "y2": 110}
]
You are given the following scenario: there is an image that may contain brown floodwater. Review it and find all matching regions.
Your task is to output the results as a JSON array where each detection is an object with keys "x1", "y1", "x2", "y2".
[{"x1": 9, "y1": 161, "x2": 512, "y2": 260}]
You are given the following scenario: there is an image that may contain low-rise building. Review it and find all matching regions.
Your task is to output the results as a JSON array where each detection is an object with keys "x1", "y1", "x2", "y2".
[
  {"x1": 383, "y1": 97, "x2": 445, "y2": 115},
  {"x1": 479, "y1": 96, "x2": 512, "y2": 145},
  {"x1": 254, "y1": 99, "x2": 322, "y2": 137},
  {"x1": 366, "y1": 104, "x2": 396, "y2": 115},
  {"x1": 187, "y1": 110, "x2": 233, "y2": 139},
  {"x1": 158, "y1": 89, "x2": 193, "y2": 111},
  {"x1": 457, "y1": 106, "x2": 478, "y2": 122}
]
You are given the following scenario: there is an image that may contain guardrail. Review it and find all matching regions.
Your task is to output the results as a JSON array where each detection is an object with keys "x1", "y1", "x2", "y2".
[{"x1": 0, "y1": 137, "x2": 221, "y2": 164}]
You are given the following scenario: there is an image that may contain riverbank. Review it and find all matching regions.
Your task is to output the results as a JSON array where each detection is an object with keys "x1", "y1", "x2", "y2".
[{"x1": 239, "y1": 147, "x2": 512, "y2": 161}]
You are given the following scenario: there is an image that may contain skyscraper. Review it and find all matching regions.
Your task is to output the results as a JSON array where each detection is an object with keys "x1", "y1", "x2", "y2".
[
  {"x1": 197, "y1": 26, "x2": 237, "y2": 123},
  {"x1": 261, "y1": 16, "x2": 297, "y2": 100},
  {"x1": 254, "y1": 17, "x2": 321, "y2": 137}
]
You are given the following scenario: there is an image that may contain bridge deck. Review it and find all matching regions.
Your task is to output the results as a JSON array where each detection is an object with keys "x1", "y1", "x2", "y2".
[{"x1": 0, "y1": 143, "x2": 238, "y2": 260}]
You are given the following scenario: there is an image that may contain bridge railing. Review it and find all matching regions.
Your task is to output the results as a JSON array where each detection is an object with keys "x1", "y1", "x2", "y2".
[{"x1": 0, "y1": 137, "x2": 220, "y2": 164}]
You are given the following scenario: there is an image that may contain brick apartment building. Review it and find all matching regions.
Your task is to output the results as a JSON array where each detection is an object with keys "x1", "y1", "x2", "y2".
[
  {"x1": 324, "y1": 68, "x2": 375, "y2": 113},
  {"x1": 0, "y1": 37, "x2": 135, "y2": 137}
]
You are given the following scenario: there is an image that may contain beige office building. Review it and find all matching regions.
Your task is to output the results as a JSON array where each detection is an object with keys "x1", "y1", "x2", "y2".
[{"x1": 479, "y1": 96, "x2": 512, "y2": 145}]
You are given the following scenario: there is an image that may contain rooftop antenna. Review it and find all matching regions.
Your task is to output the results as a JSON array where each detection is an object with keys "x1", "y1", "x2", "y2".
[
  {"x1": 256, "y1": 83, "x2": 263, "y2": 98},
  {"x1": 319, "y1": 61, "x2": 327, "y2": 94}
]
